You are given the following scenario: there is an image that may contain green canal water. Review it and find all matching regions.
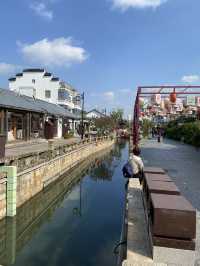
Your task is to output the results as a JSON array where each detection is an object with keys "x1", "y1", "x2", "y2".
[{"x1": 1, "y1": 140, "x2": 128, "y2": 266}]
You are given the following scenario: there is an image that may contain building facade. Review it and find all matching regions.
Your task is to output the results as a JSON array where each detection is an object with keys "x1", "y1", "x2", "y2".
[
  {"x1": 0, "y1": 88, "x2": 78, "y2": 143},
  {"x1": 9, "y1": 69, "x2": 81, "y2": 115},
  {"x1": 86, "y1": 109, "x2": 106, "y2": 119}
]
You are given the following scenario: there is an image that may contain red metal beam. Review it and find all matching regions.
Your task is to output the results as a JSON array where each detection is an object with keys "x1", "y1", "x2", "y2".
[
  {"x1": 139, "y1": 92, "x2": 200, "y2": 95},
  {"x1": 138, "y1": 85, "x2": 200, "y2": 89}
]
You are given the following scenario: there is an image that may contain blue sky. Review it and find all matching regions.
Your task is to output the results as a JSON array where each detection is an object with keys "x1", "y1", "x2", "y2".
[{"x1": 0, "y1": 0, "x2": 200, "y2": 117}]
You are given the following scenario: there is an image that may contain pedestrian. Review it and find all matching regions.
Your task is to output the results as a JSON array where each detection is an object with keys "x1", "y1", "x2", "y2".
[
  {"x1": 157, "y1": 125, "x2": 161, "y2": 143},
  {"x1": 129, "y1": 146, "x2": 144, "y2": 184}
]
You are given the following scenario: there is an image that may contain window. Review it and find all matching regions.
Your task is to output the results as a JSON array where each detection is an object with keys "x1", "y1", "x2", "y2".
[
  {"x1": 45, "y1": 90, "x2": 51, "y2": 99},
  {"x1": 32, "y1": 79, "x2": 35, "y2": 84},
  {"x1": 58, "y1": 89, "x2": 70, "y2": 101},
  {"x1": 73, "y1": 95, "x2": 81, "y2": 105}
]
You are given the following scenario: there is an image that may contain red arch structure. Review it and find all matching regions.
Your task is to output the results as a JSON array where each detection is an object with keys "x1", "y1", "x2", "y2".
[{"x1": 133, "y1": 85, "x2": 200, "y2": 147}]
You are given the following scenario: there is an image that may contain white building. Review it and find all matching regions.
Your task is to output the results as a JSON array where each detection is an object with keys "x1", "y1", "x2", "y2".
[
  {"x1": 9, "y1": 68, "x2": 82, "y2": 135},
  {"x1": 9, "y1": 68, "x2": 81, "y2": 115},
  {"x1": 86, "y1": 109, "x2": 106, "y2": 119},
  {"x1": 58, "y1": 81, "x2": 81, "y2": 116}
]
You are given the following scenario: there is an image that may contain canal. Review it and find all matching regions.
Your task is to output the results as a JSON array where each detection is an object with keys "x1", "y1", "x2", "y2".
[{"x1": 0, "y1": 140, "x2": 128, "y2": 266}]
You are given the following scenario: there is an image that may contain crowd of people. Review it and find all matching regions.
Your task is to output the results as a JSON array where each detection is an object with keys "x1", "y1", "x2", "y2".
[{"x1": 151, "y1": 125, "x2": 165, "y2": 143}]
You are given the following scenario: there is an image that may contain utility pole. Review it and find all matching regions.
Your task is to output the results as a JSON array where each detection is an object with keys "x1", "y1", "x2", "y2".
[{"x1": 81, "y1": 92, "x2": 85, "y2": 140}]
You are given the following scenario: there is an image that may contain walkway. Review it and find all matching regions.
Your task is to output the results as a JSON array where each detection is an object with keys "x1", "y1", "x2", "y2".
[
  {"x1": 141, "y1": 138, "x2": 200, "y2": 265},
  {"x1": 5, "y1": 137, "x2": 81, "y2": 157}
]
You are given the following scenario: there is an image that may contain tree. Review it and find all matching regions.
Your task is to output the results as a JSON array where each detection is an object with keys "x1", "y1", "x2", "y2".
[
  {"x1": 110, "y1": 109, "x2": 124, "y2": 123},
  {"x1": 93, "y1": 116, "x2": 115, "y2": 134}
]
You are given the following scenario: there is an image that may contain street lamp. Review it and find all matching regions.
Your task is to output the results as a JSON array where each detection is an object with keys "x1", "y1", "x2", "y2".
[{"x1": 81, "y1": 92, "x2": 85, "y2": 140}]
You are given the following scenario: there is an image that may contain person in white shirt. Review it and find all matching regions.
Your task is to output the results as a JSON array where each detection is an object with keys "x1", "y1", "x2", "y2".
[{"x1": 129, "y1": 147, "x2": 144, "y2": 183}]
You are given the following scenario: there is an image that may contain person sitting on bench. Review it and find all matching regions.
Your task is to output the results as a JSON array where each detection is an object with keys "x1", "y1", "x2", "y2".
[{"x1": 129, "y1": 147, "x2": 144, "y2": 183}]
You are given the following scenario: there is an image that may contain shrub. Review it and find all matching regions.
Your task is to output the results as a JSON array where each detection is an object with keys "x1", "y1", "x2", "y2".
[{"x1": 165, "y1": 121, "x2": 200, "y2": 147}]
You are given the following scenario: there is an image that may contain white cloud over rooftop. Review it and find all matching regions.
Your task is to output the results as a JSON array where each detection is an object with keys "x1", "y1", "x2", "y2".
[
  {"x1": 18, "y1": 37, "x2": 88, "y2": 68},
  {"x1": 0, "y1": 63, "x2": 21, "y2": 76}
]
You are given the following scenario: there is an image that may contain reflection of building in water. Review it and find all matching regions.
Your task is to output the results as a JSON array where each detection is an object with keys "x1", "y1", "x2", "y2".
[
  {"x1": 0, "y1": 147, "x2": 113, "y2": 266},
  {"x1": 89, "y1": 148, "x2": 122, "y2": 182}
]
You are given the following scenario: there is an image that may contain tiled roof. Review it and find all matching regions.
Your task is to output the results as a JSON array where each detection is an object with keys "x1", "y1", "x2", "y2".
[
  {"x1": 16, "y1": 73, "x2": 23, "y2": 77},
  {"x1": 51, "y1": 77, "x2": 59, "y2": 81},
  {"x1": 44, "y1": 72, "x2": 52, "y2": 77},
  {"x1": 8, "y1": 77, "x2": 16, "y2": 82},
  {"x1": 23, "y1": 68, "x2": 45, "y2": 73},
  {"x1": 0, "y1": 88, "x2": 79, "y2": 119}
]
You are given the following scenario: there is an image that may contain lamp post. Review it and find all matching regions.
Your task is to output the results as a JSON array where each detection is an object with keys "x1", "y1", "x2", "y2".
[{"x1": 81, "y1": 92, "x2": 85, "y2": 140}]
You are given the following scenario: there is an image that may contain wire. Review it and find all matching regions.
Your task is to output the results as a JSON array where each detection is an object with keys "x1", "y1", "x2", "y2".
[{"x1": 113, "y1": 241, "x2": 127, "y2": 254}]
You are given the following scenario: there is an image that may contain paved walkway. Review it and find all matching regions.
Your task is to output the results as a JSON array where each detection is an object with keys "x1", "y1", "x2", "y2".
[
  {"x1": 141, "y1": 138, "x2": 200, "y2": 265},
  {"x1": 5, "y1": 137, "x2": 81, "y2": 157}
]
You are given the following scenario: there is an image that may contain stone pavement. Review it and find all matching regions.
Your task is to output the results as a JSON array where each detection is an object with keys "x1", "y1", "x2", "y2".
[
  {"x1": 141, "y1": 138, "x2": 200, "y2": 265},
  {"x1": 5, "y1": 137, "x2": 81, "y2": 157}
]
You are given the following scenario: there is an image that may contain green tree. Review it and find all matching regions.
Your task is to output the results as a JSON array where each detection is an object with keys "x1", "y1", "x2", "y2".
[{"x1": 110, "y1": 108, "x2": 124, "y2": 124}]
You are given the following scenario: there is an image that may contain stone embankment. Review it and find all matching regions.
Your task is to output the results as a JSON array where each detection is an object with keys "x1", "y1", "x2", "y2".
[{"x1": 0, "y1": 137, "x2": 114, "y2": 219}]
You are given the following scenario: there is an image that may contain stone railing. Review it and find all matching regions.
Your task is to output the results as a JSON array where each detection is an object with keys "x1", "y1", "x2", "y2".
[
  {"x1": 4, "y1": 136, "x2": 113, "y2": 173},
  {"x1": 0, "y1": 136, "x2": 114, "y2": 220}
]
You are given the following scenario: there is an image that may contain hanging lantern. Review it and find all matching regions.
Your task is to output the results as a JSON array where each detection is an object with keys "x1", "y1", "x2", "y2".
[
  {"x1": 139, "y1": 98, "x2": 144, "y2": 108},
  {"x1": 170, "y1": 92, "x2": 176, "y2": 103}
]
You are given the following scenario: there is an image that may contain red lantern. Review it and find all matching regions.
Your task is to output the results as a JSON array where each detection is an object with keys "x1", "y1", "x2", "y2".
[{"x1": 170, "y1": 92, "x2": 176, "y2": 103}]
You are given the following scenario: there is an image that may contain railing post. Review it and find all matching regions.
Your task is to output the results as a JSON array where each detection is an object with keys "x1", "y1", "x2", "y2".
[{"x1": 0, "y1": 166, "x2": 17, "y2": 217}]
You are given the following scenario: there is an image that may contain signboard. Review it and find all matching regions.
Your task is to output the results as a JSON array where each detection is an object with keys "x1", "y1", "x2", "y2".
[
  {"x1": 187, "y1": 96, "x2": 196, "y2": 106},
  {"x1": 196, "y1": 97, "x2": 200, "y2": 107},
  {"x1": 151, "y1": 94, "x2": 161, "y2": 105},
  {"x1": 175, "y1": 98, "x2": 183, "y2": 112}
]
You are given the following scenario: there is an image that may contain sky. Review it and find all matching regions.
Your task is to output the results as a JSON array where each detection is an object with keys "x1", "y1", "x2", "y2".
[{"x1": 0, "y1": 0, "x2": 200, "y2": 117}]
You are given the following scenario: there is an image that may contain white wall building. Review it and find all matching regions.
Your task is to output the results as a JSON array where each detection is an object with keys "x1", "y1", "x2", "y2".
[
  {"x1": 9, "y1": 68, "x2": 82, "y2": 136},
  {"x1": 86, "y1": 109, "x2": 106, "y2": 119},
  {"x1": 58, "y1": 81, "x2": 81, "y2": 116},
  {"x1": 9, "y1": 68, "x2": 81, "y2": 115}
]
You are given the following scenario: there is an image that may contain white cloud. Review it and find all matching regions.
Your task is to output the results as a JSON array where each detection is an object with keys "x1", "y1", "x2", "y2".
[
  {"x1": 119, "y1": 88, "x2": 131, "y2": 93},
  {"x1": 103, "y1": 91, "x2": 115, "y2": 100},
  {"x1": 111, "y1": 0, "x2": 167, "y2": 10},
  {"x1": 0, "y1": 63, "x2": 20, "y2": 76},
  {"x1": 18, "y1": 37, "x2": 88, "y2": 67},
  {"x1": 30, "y1": 2, "x2": 53, "y2": 21},
  {"x1": 182, "y1": 75, "x2": 199, "y2": 83}
]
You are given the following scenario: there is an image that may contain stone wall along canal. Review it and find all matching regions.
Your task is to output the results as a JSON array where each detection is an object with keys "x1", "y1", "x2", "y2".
[{"x1": 0, "y1": 140, "x2": 128, "y2": 266}]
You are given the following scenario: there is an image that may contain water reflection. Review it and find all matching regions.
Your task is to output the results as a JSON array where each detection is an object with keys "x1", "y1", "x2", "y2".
[{"x1": 0, "y1": 141, "x2": 128, "y2": 266}]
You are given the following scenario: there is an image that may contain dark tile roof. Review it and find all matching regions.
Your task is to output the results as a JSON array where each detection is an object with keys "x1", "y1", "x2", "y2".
[
  {"x1": 0, "y1": 88, "x2": 78, "y2": 119},
  {"x1": 44, "y1": 72, "x2": 52, "y2": 77},
  {"x1": 23, "y1": 68, "x2": 45, "y2": 73},
  {"x1": 8, "y1": 77, "x2": 16, "y2": 82},
  {"x1": 16, "y1": 73, "x2": 23, "y2": 77},
  {"x1": 51, "y1": 77, "x2": 59, "y2": 82}
]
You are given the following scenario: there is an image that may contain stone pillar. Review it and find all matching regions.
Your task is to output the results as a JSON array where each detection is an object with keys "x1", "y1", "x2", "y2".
[{"x1": 0, "y1": 166, "x2": 17, "y2": 217}]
